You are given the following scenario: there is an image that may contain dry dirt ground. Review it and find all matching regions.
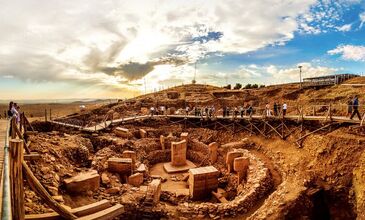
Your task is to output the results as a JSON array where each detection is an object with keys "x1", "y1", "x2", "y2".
[{"x1": 21, "y1": 79, "x2": 365, "y2": 219}]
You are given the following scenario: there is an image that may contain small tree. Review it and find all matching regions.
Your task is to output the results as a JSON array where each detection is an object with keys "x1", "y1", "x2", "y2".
[
  {"x1": 244, "y1": 84, "x2": 252, "y2": 89},
  {"x1": 259, "y1": 84, "x2": 266, "y2": 88},
  {"x1": 223, "y1": 84, "x2": 231, "y2": 89},
  {"x1": 234, "y1": 83, "x2": 242, "y2": 90},
  {"x1": 252, "y1": 84, "x2": 258, "y2": 88}
]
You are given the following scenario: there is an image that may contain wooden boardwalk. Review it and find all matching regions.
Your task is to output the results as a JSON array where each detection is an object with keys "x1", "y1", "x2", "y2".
[
  {"x1": 49, "y1": 113, "x2": 363, "y2": 134},
  {"x1": 166, "y1": 114, "x2": 362, "y2": 124},
  {"x1": 49, "y1": 115, "x2": 151, "y2": 132}
]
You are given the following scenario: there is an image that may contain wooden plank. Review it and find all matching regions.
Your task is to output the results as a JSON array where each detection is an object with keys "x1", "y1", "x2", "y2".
[
  {"x1": 24, "y1": 153, "x2": 41, "y2": 161},
  {"x1": 22, "y1": 161, "x2": 77, "y2": 219},
  {"x1": 9, "y1": 139, "x2": 25, "y2": 220},
  {"x1": 25, "y1": 200, "x2": 112, "y2": 220},
  {"x1": 76, "y1": 204, "x2": 124, "y2": 220}
]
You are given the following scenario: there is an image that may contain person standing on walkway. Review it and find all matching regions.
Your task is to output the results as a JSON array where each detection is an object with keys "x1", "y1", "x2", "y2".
[
  {"x1": 265, "y1": 103, "x2": 271, "y2": 117},
  {"x1": 350, "y1": 95, "x2": 362, "y2": 120},
  {"x1": 282, "y1": 102, "x2": 287, "y2": 117},
  {"x1": 347, "y1": 97, "x2": 353, "y2": 117},
  {"x1": 273, "y1": 102, "x2": 278, "y2": 116}
]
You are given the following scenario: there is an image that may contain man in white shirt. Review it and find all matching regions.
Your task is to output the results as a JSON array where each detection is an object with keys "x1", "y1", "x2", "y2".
[{"x1": 282, "y1": 103, "x2": 287, "y2": 117}]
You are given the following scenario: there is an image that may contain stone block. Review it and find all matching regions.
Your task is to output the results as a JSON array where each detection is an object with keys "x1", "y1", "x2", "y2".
[
  {"x1": 188, "y1": 166, "x2": 219, "y2": 200},
  {"x1": 64, "y1": 170, "x2": 100, "y2": 194},
  {"x1": 107, "y1": 158, "x2": 132, "y2": 175},
  {"x1": 121, "y1": 151, "x2": 136, "y2": 169},
  {"x1": 128, "y1": 173, "x2": 144, "y2": 187},
  {"x1": 226, "y1": 151, "x2": 243, "y2": 173},
  {"x1": 234, "y1": 157, "x2": 249, "y2": 184},
  {"x1": 114, "y1": 127, "x2": 133, "y2": 139},
  {"x1": 208, "y1": 142, "x2": 219, "y2": 163},
  {"x1": 171, "y1": 140, "x2": 187, "y2": 166},
  {"x1": 160, "y1": 135, "x2": 165, "y2": 150},
  {"x1": 148, "y1": 179, "x2": 161, "y2": 205},
  {"x1": 139, "y1": 129, "x2": 147, "y2": 138},
  {"x1": 180, "y1": 132, "x2": 189, "y2": 141}
]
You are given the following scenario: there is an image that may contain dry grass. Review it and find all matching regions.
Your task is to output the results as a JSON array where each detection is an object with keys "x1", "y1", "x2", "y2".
[{"x1": 0, "y1": 102, "x2": 105, "y2": 119}]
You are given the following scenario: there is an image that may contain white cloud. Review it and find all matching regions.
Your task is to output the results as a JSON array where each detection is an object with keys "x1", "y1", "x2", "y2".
[
  {"x1": 297, "y1": 0, "x2": 360, "y2": 34},
  {"x1": 328, "y1": 45, "x2": 365, "y2": 61},
  {"x1": 268, "y1": 63, "x2": 337, "y2": 81},
  {"x1": 360, "y1": 12, "x2": 365, "y2": 28},
  {"x1": 337, "y1": 23, "x2": 352, "y2": 32}
]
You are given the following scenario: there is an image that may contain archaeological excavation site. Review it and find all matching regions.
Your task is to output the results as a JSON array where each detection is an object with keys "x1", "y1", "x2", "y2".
[{"x1": 9, "y1": 81, "x2": 365, "y2": 220}]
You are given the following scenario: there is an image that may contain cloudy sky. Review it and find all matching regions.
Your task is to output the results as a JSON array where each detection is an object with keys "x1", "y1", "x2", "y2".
[{"x1": 1, "y1": 0, "x2": 365, "y2": 99}]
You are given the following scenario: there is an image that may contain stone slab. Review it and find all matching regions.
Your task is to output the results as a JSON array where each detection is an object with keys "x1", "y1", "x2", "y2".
[
  {"x1": 64, "y1": 170, "x2": 100, "y2": 194},
  {"x1": 107, "y1": 158, "x2": 132, "y2": 175},
  {"x1": 163, "y1": 160, "x2": 196, "y2": 174}
]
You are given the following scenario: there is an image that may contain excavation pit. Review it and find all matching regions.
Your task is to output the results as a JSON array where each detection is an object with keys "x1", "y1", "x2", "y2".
[
  {"x1": 42, "y1": 112, "x2": 365, "y2": 220},
  {"x1": 24, "y1": 120, "x2": 280, "y2": 219}
]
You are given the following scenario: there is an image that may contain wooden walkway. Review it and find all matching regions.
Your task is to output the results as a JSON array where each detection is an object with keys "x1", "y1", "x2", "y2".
[
  {"x1": 49, "y1": 113, "x2": 363, "y2": 134},
  {"x1": 166, "y1": 114, "x2": 363, "y2": 124},
  {"x1": 49, "y1": 115, "x2": 151, "y2": 132}
]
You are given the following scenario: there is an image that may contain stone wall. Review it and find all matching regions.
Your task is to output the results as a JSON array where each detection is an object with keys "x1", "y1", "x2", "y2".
[{"x1": 177, "y1": 149, "x2": 273, "y2": 218}]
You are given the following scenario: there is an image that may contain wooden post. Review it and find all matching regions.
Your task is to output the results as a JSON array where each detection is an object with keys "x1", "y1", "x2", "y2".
[
  {"x1": 50, "y1": 109, "x2": 52, "y2": 121},
  {"x1": 329, "y1": 104, "x2": 332, "y2": 120},
  {"x1": 10, "y1": 139, "x2": 25, "y2": 220},
  {"x1": 11, "y1": 117, "x2": 17, "y2": 139},
  {"x1": 45, "y1": 109, "x2": 47, "y2": 122}
]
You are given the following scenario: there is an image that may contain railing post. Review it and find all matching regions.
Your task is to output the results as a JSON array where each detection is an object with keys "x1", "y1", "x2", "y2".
[
  {"x1": 11, "y1": 117, "x2": 17, "y2": 139},
  {"x1": 44, "y1": 109, "x2": 47, "y2": 122},
  {"x1": 9, "y1": 139, "x2": 25, "y2": 220},
  {"x1": 49, "y1": 109, "x2": 52, "y2": 121},
  {"x1": 329, "y1": 104, "x2": 332, "y2": 120}
]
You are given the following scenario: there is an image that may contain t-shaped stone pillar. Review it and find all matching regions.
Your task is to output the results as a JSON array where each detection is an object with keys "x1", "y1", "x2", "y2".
[
  {"x1": 208, "y1": 142, "x2": 219, "y2": 163},
  {"x1": 171, "y1": 140, "x2": 187, "y2": 166},
  {"x1": 233, "y1": 157, "x2": 249, "y2": 184},
  {"x1": 226, "y1": 151, "x2": 243, "y2": 173}
]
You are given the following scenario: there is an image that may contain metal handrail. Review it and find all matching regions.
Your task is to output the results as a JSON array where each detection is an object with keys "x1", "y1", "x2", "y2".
[{"x1": 1, "y1": 117, "x2": 12, "y2": 220}]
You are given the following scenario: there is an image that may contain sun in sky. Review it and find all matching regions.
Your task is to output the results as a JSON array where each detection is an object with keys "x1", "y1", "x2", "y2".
[{"x1": 1, "y1": 0, "x2": 365, "y2": 100}]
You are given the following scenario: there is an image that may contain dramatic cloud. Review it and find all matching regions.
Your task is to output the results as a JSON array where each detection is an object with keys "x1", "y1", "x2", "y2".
[
  {"x1": 0, "y1": 0, "x2": 359, "y2": 96},
  {"x1": 328, "y1": 45, "x2": 365, "y2": 61},
  {"x1": 0, "y1": 1, "x2": 316, "y2": 81}
]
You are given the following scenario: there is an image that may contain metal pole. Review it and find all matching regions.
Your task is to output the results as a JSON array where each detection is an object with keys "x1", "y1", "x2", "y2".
[
  {"x1": 2, "y1": 118, "x2": 12, "y2": 220},
  {"x1": 298, "y1": 65, "x2": 303, "y2": 89}
]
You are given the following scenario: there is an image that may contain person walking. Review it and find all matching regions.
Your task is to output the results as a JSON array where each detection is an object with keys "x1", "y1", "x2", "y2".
[
  {"x1": 282, "y1": 102, "x2": 287, "y2": 117},
  {"x1": 273, "y1": 102, "x2": 278, "y2": 116},
  {"x1": 347, "y1": 97, "x2": 353, "y2": 117},
  {"x1": 350, "y1": 95, "x2": 362, "y2": 120},
  {"x1": 247, "y1": 105, "x2": 253, "y2": 117}
]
